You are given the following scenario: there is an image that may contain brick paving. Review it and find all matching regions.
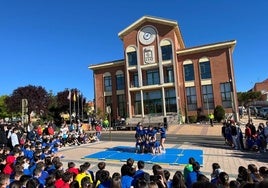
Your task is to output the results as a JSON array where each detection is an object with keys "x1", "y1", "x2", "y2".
[{"x1": 58, "y1": 117, "x2": 268, "y2": 181}]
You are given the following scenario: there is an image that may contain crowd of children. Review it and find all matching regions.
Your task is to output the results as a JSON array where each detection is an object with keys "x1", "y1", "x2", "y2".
[{"x1": 0, "y1": 119, "x2": 104, "y2": 188}]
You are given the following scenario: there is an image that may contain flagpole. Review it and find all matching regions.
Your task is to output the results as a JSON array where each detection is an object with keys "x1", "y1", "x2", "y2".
[
  {"x1": 81, "y1": 93, "x2": 84, "y2": 121},
  {"x1": 77, "y1": 91, "x2": 80, "y2": 120},
  {"x1": 68, "y1": 90, "x2": 72, "y2": 124},
  {"x1": 73, "y1": 90, "x2": 76, "y2": 120}
]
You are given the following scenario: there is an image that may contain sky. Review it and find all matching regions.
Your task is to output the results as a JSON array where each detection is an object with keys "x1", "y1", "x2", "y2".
[{"x1": 0, "y1": 0, "x2": 267, "y2": 101}]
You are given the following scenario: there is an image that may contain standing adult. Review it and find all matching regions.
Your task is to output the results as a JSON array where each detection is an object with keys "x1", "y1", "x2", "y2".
[
  {"x1": 103, "y1": 118, "x2": 109, "y2": 131},
  {"x1": 264, "y1": 121, "x2": 268, "y2": 151},
  {"x1": 11, "y1": 128, "x2": 20, "y2": 148},
  {"x1": 95, "y1": 123, "x2": 102, "y2": 141},
  {"x1": 0, "y1": 125, "x2": 8, "y2": 147},
  {"x1": 230, "y1": 122, "x2": 238, "y2": 150},
  {"x1": 209, "y1": 113, "x2": 214, "y2": 127},
  {"x1": 248, "y1": 119, "x2": 257, "y2": 138}
]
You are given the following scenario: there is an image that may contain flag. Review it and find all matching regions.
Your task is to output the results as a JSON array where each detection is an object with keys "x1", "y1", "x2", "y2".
[
  {"x1": 73, "y1": 91, "x2": 76, "y2": 102},
  {"x1": 67, "y1": 90, "x2": 71, "y2": 100}
]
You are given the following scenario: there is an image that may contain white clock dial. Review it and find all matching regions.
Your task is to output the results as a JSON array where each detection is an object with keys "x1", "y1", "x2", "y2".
[
  {"x1": 139, "y1": 26, "x2": 156, "y2": 45},
  {"x1": 143, "y1": 32, "x2": 151, "y2": 40}
]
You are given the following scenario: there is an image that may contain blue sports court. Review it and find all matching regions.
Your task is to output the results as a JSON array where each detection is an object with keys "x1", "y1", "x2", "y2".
[{"x1": 84, "y1": 146, "x2": 203, "y2": 166}]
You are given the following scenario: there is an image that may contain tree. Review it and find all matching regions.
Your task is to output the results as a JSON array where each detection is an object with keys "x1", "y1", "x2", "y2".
[
  {"x1": 56, "y1": 89, "x2": 87, "y2": 122},
  {"x1": 0, "y1": 95, "x2": 9, "y2": 118},
  {"x1": 56, "y1": 89, "x2": 70, "y2": 113},
  {"x1": 237, "y1": 91, "x2": 262, "y2": 106},
  {"x1": 5, "y1": 85, "x2": 51, "y2": 117}
]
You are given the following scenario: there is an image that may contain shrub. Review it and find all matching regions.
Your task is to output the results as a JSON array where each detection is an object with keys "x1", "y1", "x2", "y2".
[
  {"x1": 214, "y1": 105, "x2": 225, "y2": 122},
  {"x1": 188, "y1": 116, "x2": 197, "y2": 123}
]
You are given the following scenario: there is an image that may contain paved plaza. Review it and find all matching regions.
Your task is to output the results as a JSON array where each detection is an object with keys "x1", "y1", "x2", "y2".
[{"x1": 58, "y1": 117, "x2": 268, "y2": 180}]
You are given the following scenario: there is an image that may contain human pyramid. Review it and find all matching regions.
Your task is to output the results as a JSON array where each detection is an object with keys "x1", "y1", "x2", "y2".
[{"x1": 134, "y1": 122, "x2": 166, "y2": 155}]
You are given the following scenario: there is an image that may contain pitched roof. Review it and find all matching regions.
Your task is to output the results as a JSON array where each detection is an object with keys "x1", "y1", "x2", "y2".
[{"x1": 118, "y1": 15, "x2": 185, "y2": 48}]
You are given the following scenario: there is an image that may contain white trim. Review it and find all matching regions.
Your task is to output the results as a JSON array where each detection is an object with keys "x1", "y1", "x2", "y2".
[
  {"x1": 201, "y1": 79, "x2": 212, "y2": 85},
  {"x1": 103, "y1": 72, "x2": 111, "y2": 77},
  {"x1": 185, "y1": 81, "x2": 195, "y2": 87},
  {"x1": 177, "y1": 40, "x2": 236, "y2": 55},
  {"x1": 183, "y1": 59, "x2": 193, "y2": 65},
  {"x1": 199, "y1": 57, "x2": 209, "y2": 63},
  {"x1": 116, "y1": 70, "x2": 124, "y2": 75}
]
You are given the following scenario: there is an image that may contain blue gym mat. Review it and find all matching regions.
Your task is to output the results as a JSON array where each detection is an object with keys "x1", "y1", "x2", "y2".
[{"x1": 84, "y1": 146, "x2": 203, "y2": 166}]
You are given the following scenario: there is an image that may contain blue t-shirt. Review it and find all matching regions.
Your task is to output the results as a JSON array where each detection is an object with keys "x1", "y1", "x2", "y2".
[
  {"x1": 160, "y1": 127, "x2": 166, "y2": 138},
  {"x1": 186, "y1": 171, "x2": 201, "y2": 188},
  {"x1": 147, "y1": 129, "x2": 157, "y2": 138},
  {"x1": 121, "y1": 175, "x2": 134, "y2": 188}
]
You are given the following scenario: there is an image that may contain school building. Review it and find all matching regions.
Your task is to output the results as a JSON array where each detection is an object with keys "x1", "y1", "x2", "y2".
[{"x1": 88, "y1": 16, "x2": 238, "y2": 124}]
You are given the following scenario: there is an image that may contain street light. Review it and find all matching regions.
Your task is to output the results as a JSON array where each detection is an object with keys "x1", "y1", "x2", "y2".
[{"x1": 229, "y1": 79, "x2": 238, "y2": 122}]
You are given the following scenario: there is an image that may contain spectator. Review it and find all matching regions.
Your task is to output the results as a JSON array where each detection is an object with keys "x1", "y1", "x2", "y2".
[
  {"x1": 186, "y1": 161, "x2": 201, "y2": 188},
  {"x1": 67, "y1": 161, "x2": 79, "y2": 178},
  {"x1": 248, "y1": 164, "x2": 263, "y2": 183},
  {"x1": 236, "y1": 166, "x2": 252, "y2": 184},
  {"x1": 75, "y1": 164, "x2": 93, "y2": 187},
  {"x1": 95, "y1": 124, "x2": 102, "y2": 141},
  {"x1": 95, "y1": 162, "x2": 106, "y2": 184},
  {"x1": 183, "y1": 157, "x2": 195, "y2": 184},
  {"x1": 210, "y1": 163, "x2": 223, "y2": 184},
  {"x1": 217, "y1": 172, "x2": 229, "y2": 188},
  {"x1": 171, "y1": 170, "x2": 186, "y2": 188}
]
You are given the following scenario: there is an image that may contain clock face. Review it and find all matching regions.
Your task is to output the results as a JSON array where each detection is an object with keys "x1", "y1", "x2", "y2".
[
  {"x1": 143, "y1": 32, "x2": 151, "y2": 40},
  {"x1": 139, "y1": 26, "x2": 156, "y2": 45}
]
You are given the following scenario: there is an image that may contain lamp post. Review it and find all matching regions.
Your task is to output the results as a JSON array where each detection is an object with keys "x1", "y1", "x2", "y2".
[{"x1": 229, "y1": 79, "x2": 238, "y2": 122}]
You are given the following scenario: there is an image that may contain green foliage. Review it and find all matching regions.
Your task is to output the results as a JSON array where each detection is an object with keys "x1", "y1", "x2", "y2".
[
  {"x1": 188, "y1": 115, "x2": 197, "y2": 123},
  {"x1": 0, "y1": 95, "x2": 9, "y2": 118},
  {"x1": 56, "y1": 89, "x2": 71, "y2": 112},
  {"x1": 214, "y1": 105, "x2": 225, "y2": 122},
  {"x1": 96, "y1": 107, "x2": 104, "y2": 119},
  {"x1": 237, "y1": 91, "x2": 262, "y2": 106}
]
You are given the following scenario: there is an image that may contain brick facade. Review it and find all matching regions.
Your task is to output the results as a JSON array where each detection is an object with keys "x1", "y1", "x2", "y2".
[{"x1": 89, "y1": 16, "x2": 238, "y2": 123}]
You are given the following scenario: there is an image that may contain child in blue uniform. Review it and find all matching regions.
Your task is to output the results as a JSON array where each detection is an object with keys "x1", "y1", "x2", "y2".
[{"x1": 159, "y1": 124, "x2": 166, "y2": 153}]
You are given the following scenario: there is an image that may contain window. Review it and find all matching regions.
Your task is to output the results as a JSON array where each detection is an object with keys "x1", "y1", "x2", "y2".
[
  {"x1": 146, "y1": 69, "x2": 160, "y2": 85},
  {"x1": 117, "y1": 94, "x2": 126, "y2": 117},
  {"x1": 104, "y1": 75, "x2": 112, "y2": 92},
  {"x1": 199, "y1": 61, "x2": 211, "y2": 79},
  {"x1": 134, "y1": 92, "x2": 142, "y2": 115},
  {"x1": 161, "y1": 44, "x2": 172, "y2": 61},
  {"x1": 127, "y1": 51, "x2": 137, "y2": 66},
  {"x1": 105, "y1": 96, "x2": 112, "y2": 112},
  {"x1": 131, "y1": 72, "x2": 139, "y2": 87},
  {"x1": 116, "y1": 74, "x2": 125, "y2": 90},
  {"x1": 143, "y1": 90, "x2": 162, "y2": 114},
  {"x1": 220, "y1": 82, "x2": 232, "y2": 108},
  {"x1": 165, "y1": 67, "x2": 174, "y2": 83},
  {"x1": 184, "y1": 64, "x2": 195, "y2": 81},
  {"x1": 202, "y1": 85, "x2": 214, "y2": 111},
  {"x1": 165, "y1": 89, "x2": 177, "y2": 112},
  {"x1": 186, "y1": 87, "x2": 197, "y2": 111}
]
